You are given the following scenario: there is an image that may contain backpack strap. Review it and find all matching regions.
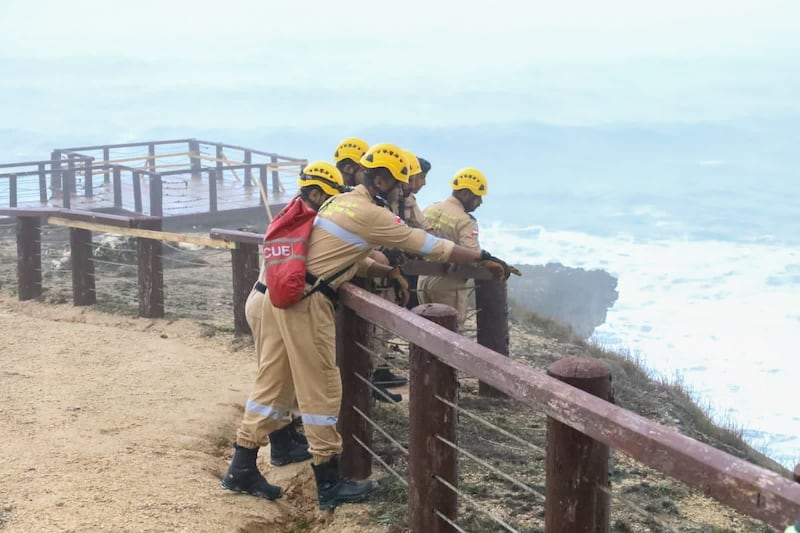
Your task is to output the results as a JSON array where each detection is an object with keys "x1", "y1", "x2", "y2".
[{"x1": 303, "y1": 263, "x2": 353, "y2": 305}]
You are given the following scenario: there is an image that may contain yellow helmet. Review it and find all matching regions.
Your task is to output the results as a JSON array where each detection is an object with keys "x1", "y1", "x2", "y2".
[
  {"x1": 360, "y1": 143, "x2": 409, "y2": 183},
  {"x1": 403, "y1": 149, "x2": 422, "y2": 177},
  {"x1": 297, "y1": 161, "x2": 345, "y2": 196},
  {"x1": 333, "y1": 138, "x2": 369, "y2": 164},
  {"x1": 451, "y1": 167, "x2": 488, "y2": 196}
]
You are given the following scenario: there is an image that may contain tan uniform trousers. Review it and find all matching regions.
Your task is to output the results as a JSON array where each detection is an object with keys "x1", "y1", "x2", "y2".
[
  {"x1": 417, "y1": 275, "x2": 471, "y2": 327},
  {"x1": 244, "y1": 288, "x2": 266, "y2": 365},
  {"x1": 236, "y1": 290, "x2": 342, "y2": 463}
]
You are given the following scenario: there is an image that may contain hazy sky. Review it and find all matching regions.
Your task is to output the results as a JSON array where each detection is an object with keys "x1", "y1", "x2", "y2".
[{"x1": 2, "y1": 0, "x2": 799, "y2": 128}]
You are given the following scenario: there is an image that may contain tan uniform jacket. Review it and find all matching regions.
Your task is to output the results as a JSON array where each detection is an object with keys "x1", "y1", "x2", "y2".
[
  {"x1": 387, "y1": 189, "x2": 431, "y2": 231},
  {"x1": 417, "y1": 196, "x2": 480, "y2": 323},
  {"x1": 307, "y1": 185, "x2": 454, "y2": 289}
]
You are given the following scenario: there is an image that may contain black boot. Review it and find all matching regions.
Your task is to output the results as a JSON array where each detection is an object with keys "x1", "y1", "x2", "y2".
[
  {"x1": 372, "y1": 367, "x2": 408, "y2": 388},
  {"x1": 372, "y1": 386, "x2": 402, "y2": 403},
  {"x1": 289, "y1": 417, "x2": 308, "y2": 446},
  {"x1": 269, "y1": 424, "x2": 312, "y2": 466},
  {"x1": 221, "y1": 444, "x2": 282, "y2": 500},
  {"x1": 312, "y1": 456, "x2": 377, "y2": 511}
]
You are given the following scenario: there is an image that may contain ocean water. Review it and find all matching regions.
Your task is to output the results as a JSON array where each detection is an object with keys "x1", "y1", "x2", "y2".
[{"x1": 479, "y1": 218, "x2": 800, "y2": 469}]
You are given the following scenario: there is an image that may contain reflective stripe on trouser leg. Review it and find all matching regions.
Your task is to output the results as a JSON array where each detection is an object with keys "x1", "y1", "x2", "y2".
[
  {"x1": 273, "y1": 291, "x2": 342, "y2": 464},
  {"x1": 236, "y1": 289, "x2": 296, "y2": 448}
]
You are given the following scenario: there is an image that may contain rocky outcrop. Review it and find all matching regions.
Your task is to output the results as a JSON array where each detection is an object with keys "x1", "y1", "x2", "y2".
[{"x1": 507, "y1": 263, "x2": 618, "y2": 339}]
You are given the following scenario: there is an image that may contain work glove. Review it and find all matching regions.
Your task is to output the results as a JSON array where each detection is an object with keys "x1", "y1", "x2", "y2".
[
  {"x1": 478, "y1": 259, "x2": 507, "y2": 281},
  {"x1": 380, "y1": 247, "x2": 406, "y2": 267},
  {"x1": 478, "y1": 250, "x2": 522, "y2": 280},
  {"x1": 387, "y1": 267, "x2": 410, "y2": 306}
]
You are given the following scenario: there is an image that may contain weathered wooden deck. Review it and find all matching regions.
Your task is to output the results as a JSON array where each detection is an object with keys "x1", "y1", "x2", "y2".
[{"x1": 0, "y1": 138, "x2": 306, "y2": 228}]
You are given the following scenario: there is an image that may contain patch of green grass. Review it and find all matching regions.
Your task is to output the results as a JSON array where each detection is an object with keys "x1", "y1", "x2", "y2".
[{"x1": 612, "y1": 519, "x2": 634, "y2": 532}]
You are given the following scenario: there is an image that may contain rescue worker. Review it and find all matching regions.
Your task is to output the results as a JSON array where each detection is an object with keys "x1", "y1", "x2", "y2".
[
  {"x1": 413, "y1": 157, "x2": 431, "y2": 196},
  {"x1": 370, "y1": 149, "x2": 432, "y2": 396},
  {"x1": 387, "y1": 150, "x2": 430, "y2": 231},
  {"x1": 222, "y1": 143, "x2": 509, "y2": 510},
  {"x1": 417, "y1": 167, "x2": 519, "y2": 327},
  {"x1": 230, "y1": 161, "x2": 345, "y2": 493},
  {"x1": 333, "y1": 137, "x2": 369, "y2": 188}
]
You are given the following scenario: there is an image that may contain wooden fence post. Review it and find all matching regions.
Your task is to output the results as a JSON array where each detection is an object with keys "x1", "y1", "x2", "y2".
[
  {"x1": 9, "y1": 175, "x2": 17, "y2": 207},
  {"x1": 148, "y1": 143, "x2": 156, "y2": 173},
  {"x1": 38, "y1": 163, "x2": 47, "y2": 203},
  {"x1": 113, "y1": 167, "x2": 122, "y2": 208},
  {"x1": 149, "y1": 173, "x2": 163, "y2": 217},
  {"x1": 216, "y1": 144, "x2": 224, "y2": 180},
  {"x1": 243, "y1": 150, "x2": 252, "y2": 187},
  {"x1": 103, "y1": 147, "x2": 110, "y2": 184},
  {"x1": 409, "y1": 303, "x2": 459, "y2": 533},
  {"x1": 259, "y1": 165, "x2": 268, "y2": 207},
  {"x1": 545, "y1": 357, "x2": 612, "y2": 533},
  {"x1": 66, "y1": 156, "x2": 76, "y2": 195},
  {"x1": 50, "y1": 150, "x2": 62, "y2": 194},
  {"x1": 62, "y1": 162, "x2": 73, "y2": 209},
  {"x1": 270, "y1": 155, "x2": 280, "y2": 194},
  {"x1": 189, "y1": 139, "x2": 201, "y2": 180},
  {"x1": 230, "y1": 241, "x2": 259, "y2": 336},
  {"x1": 83, "y1": 158, "x2": 93, "y2": 197},
  {"x1": 337, "y1": 291, "x2": 374, "y2": 481},
  {"x1": 136, "y1": 217, "x2": 164, "y2": 318},
  {"x1": 17, "y1": 216, "x2": 42, "y2": 301},
  {"x1": 70, "y1": 227, "x2": 95, "y2": 306},
  {"x1": 475, "y1": 278, "x2": 509, "y2": 397},
  {"x1": 132, "y1": 171, "x2": 142, "y2": 213},
  {"x1": 209, "y1": 169, "x2": 218, "y2": 212}
]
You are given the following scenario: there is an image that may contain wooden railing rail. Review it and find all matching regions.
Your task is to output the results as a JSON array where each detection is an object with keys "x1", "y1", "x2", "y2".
[{"x1": 338, "y1": 283, "x2": 800, "y2": 530}]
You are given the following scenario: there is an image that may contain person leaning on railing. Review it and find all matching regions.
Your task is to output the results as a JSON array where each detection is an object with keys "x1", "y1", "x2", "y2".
[
  {"x1": 228, "y1": 162, "x2": 345, "y2": 491},
  {"x1": 416, "y1": 167, "x2": 520, "y2": 329},
  {"x1": 221, "y1": 142, "x2": 513, "y2": 511}
]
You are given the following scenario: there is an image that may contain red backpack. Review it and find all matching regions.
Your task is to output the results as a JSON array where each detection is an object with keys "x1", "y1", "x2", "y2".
[
  {"x1": 262, "y1": 197, "x2": 351, "y2": 308},
  {"x1": 263, "y1": 198, "x2": 317, "y2": 308}
]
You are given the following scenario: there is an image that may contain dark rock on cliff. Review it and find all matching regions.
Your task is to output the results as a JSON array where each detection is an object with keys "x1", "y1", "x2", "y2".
[{"x1": 507, "y1": 263, "x2": 618, "y2": 339}]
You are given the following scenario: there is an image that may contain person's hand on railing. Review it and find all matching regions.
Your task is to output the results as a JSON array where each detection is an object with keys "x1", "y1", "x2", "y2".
[
  {"x1": 478, "y1": 250, "x2": 522, "y2": 280},
  {"x1": 478, "y1": 259, "x2": 507, "y2": 281},
  {"x1": 387, "y1": 267, "x2": 410, "y2": 306}
]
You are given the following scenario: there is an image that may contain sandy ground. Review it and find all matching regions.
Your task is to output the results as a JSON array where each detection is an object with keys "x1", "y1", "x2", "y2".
[{"x1": 0, "y1": 293, "x2": 383, "y2": 533}]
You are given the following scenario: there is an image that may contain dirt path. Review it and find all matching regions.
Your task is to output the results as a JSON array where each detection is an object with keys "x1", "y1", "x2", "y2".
[{"x1": 0, "y1": 293, "x2": 382, "y2": 533}]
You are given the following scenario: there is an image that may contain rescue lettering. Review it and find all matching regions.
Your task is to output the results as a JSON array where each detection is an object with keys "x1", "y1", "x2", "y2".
[{"x1": 264, "y1": 244, "x2": 293, "y2": 259}]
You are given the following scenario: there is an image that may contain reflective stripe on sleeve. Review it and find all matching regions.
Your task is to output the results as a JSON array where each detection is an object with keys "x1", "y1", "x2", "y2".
[
  {"x1": 301, "y1": 413, "x2": 339, "y2": 426},
  {"x1": 245, "y1": 400, "x2": 288, "y2": 420},
  {"x1": 420, "y1": 233, "x2": 441, "y2": 254},
  {"x1": 313, "y1": 216, "x2": 368, "y2": 249}
]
